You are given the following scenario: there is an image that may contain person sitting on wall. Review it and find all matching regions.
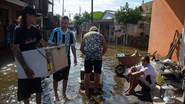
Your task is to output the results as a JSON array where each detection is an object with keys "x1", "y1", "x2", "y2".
[{"x1": 125, "y1": 55, "x2": 156, "y2": 95}]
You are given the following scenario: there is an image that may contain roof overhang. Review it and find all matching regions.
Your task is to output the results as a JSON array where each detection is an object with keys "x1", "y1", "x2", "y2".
[
  {"x1": 5, "y1": 0, "x2": 27, "y2": 7},
  {"x1": 93, "y1": 19, "x2": 114, "y2": 23}
]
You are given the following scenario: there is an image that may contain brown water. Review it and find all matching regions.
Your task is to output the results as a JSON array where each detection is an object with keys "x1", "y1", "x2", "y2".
[{"x1": 0, "y1": 35, "x2": 147, "y2": 104}]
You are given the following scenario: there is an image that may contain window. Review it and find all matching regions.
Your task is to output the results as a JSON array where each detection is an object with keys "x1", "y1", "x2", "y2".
[{"x1": 0, "y1": 9, "x2": 7, "y2": 17}]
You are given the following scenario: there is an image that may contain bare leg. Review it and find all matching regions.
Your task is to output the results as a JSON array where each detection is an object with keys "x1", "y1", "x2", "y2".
[
  {"x1": 94, "y1": 73, "x2": 100, "y2": 93},
  {"x1": 53, "y1": 80, "x2": 59, "y2": 100},
  {"x1": 62, "y1": 79, "x2": 68, "y2": 97},
  {"x1": 23, "y1": 97, "x2": 29, "y2": 104},
  {"x1": 84, "y1": 73, "x2": 91, "y2": 94},
  {"x1": 36, "y1": 93, "x2": 41, "y2": 104},
  {"x1": 127, "y1": 76, "x2": 139, "y2": 93},
  {"x1": 125, "y1": 75, "x2": 134, "y2": 93}
]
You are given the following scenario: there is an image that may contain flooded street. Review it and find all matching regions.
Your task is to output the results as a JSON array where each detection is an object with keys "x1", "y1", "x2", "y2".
[{"x1": 0, "y1": 35, "x2": 147, "y2": 104}]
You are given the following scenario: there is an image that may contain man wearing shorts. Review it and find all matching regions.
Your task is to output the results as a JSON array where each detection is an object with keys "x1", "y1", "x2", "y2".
[
  {"x1": 80, "y1": 26, "x2": 107, "y2": 95},
  {"x1": 48, "y1": 16, "x2": 77, "y2": 100},
  {"x1": 125, "y1": 56, "x2": 156, "y2": 95},
  {"x1": 13, "y1": 6, "x2": 48, "y2": 104}
]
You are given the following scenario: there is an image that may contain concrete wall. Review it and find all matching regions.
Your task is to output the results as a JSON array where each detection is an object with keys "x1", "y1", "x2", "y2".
[
  {"x1": 148, "y1": 0, "x2": 185, "y2": 62},
  {"x1": 115, "y1": 21, "x2": 150, "y2": 37}
]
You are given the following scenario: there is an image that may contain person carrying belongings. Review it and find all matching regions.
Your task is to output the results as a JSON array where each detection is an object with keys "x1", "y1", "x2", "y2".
[
  {"x1": 48, "y1": 15, "x2": 77, "y2": 101},
  {"x1": 13, "y1": 6, "x2": 48, "y2": 104}
]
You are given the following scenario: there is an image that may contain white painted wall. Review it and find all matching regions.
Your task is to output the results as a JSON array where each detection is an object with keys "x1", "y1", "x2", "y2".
[{"x1": 101, "y1": 12, "x2": 115, "y2": 20}]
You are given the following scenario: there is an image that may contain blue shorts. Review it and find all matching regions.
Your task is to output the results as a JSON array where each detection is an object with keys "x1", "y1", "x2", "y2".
[{"x1": 85, "y1": 60, "x2": 102, "y2": 74}]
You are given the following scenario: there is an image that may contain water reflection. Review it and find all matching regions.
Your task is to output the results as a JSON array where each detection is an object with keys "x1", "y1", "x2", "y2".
[{"x1": 0, "y1": 34, "x2": 147, "y2": 104}]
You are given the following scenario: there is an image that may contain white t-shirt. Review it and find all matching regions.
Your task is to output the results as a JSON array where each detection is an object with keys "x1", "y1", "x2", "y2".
[{"x1": 136, "y1": 64, "x2": 157, "y2": 90}]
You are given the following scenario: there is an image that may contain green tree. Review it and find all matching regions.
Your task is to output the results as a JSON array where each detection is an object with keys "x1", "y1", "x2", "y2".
[
  {"x1": 81, "y1": 11, "x2": 91, "y2": 22},
  {"x1": 73, "y1": 13, "x2": 82, "y2": 34},
  {"x1": 72, "y1": 11, "x2": 91, "y2": 32},
  {"x1": 115, "y1": 2, "x2": 142, "y2": 24},
  {"x1": 55, "y1": 14, "x2": 61, "y2": 18},
  {"x1": 73, "y1": 13, "x2": 82, "y2": 27},
  {"x1": 115, "y1": 2, "x2": 142, "y2": 45},
  {"x1": 144, "y1": 5, "x2": 152, "y2": 23},
  {"x1": 36, "y1": 17, "x2": 41, "y2": 25}
]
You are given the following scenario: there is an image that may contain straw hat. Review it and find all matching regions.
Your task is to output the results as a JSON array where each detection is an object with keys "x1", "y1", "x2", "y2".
[{"x1": 89, "y1": 26, "x2": 98, "y2": 32}]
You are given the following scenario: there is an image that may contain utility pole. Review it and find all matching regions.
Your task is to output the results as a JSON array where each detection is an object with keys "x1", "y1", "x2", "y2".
[
  {"x1": 91, "y1": 0, "x2": 93, "y2": 26},
  {"x1": 52, "y1": 0, "x2": 54, "y2": 29},
  {"x1": 79, "y1": 7, "x2": 81, "y2": 15},
  {"x1": 142, "y1": 0, "x2": 144, "y2": 36},
  {"x1": 69, "y1": 13, "x2": 73, "y2": 21},
  {"x1": 62, "y1": 0, "x2": 64, "y2": 16}
]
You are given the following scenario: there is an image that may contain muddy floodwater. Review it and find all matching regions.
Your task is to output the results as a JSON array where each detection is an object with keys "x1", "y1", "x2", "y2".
[{"x1": 0, "y1": 35, "x2": 147, "y2": 104}]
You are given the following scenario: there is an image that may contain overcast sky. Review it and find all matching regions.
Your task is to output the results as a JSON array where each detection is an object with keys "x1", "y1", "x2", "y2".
[{"x1": 50, "y1": 0, "x2": 152, "y2": 20}]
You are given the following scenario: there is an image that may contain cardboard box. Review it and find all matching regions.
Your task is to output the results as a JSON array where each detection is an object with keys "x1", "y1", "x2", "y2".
[
  {"x1": 79, "y1": 67, "x2": 104, "y2": 89},
  {"x1": 15, "y1": 45, "x2": 68, "y2": 79}
]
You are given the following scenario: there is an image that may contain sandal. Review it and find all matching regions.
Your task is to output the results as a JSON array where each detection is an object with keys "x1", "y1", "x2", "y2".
[
  {"x1": 80, "y1": 90, "x2": 89, "y2": 95},
  {"x1": 125, "y1": 91, "x2": 135, "y2": 96}
]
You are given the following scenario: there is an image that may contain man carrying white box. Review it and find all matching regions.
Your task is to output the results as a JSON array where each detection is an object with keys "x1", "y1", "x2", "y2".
[
  {"x1": 48, "y1": 16, "x2": 77, "y2": 101},
  {"x1": 13, "y1": 6, "x2": 48, "y2": 104}
]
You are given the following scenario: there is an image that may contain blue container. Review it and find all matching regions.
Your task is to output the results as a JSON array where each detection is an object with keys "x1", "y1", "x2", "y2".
[{"x1": 117, "y1": 53, "x2": 125, "y2": 57}]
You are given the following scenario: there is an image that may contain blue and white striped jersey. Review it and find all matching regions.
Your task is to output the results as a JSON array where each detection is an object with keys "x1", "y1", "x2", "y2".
[{"x1": 48, "y1": 28, "x2": 76, "y2": 57}]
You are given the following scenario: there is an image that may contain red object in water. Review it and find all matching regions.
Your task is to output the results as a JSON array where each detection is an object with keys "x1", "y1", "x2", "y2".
[{"x1": 116, "y1": 55, "x2": 142, "y2": 67}]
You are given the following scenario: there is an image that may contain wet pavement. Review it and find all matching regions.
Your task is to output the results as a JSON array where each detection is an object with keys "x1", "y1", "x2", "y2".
[{"x1": 0, "y1": 35, "x2": 161, "y2": 104}]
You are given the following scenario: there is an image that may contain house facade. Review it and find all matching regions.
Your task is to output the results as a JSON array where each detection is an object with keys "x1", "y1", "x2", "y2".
[
  {"x1": 85, "y1": 7, "x2": 151, "y2": 45},
  {"x1": 0, "y1": 0, "x2": 27, "y2": 44},
  {"x1": 148, "y1": 0, "x2": 185, "y2": 63},
  {"x1": 85, "y1": 10, "x2": 116, "y2": 44},
  {"x1": 141, "y1": 1, "x2": 153, "y2": 13},
  {"x1": 101, "y1": 10, "x2": 115, "y2": 20},
  {"x1": 0, "y1": 0, "x2": 51, "y2": 44},
  {"x1": 114, "y1": 21, "x2": 150, "y2": 45}
]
